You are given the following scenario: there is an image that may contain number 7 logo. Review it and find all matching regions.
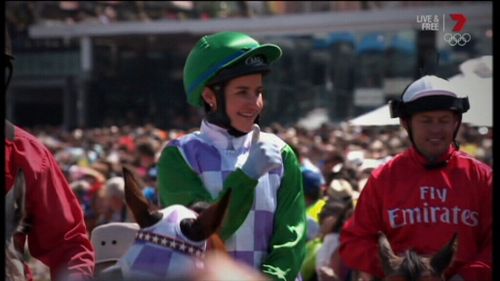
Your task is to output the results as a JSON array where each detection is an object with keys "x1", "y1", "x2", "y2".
[{"x1": 450, "y1": 14, "x2": 467, "y2": 32}]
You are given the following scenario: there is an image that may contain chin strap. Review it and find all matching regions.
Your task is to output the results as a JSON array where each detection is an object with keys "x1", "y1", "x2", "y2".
[{"x1": 206, "y1": 112, "x2": 248, "y2": 137}]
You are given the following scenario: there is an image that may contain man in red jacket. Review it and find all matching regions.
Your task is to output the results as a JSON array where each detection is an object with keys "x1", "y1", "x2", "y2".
[
  {"x1": 339, "y1": 75, "x2": 491, "y2": 281},
  {"x1": 5, "y1": 27, "x2": 95, "y2": 280}
]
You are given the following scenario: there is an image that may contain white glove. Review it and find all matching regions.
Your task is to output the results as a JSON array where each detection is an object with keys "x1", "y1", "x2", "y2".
[{"x1": 241, "y1": 124, "x2": 281, "y2": 179}]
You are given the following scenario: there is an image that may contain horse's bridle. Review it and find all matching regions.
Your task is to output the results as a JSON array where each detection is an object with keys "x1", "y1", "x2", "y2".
[{"x1": 135, "y1": 230, "x2": 205, "y2": 258}]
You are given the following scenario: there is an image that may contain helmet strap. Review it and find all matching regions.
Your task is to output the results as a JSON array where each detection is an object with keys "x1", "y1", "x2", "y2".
[{"x1": 452, "y1": 114, "x2": 462, "y2": 149}]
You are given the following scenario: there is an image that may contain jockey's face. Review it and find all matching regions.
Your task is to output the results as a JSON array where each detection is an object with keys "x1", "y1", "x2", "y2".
[
  {"x1": 223, "y1": 73, "x2": 264, "y2": 133},
  {"x1": 404, "y1": 110, "x2": 459, "y2": 161}
]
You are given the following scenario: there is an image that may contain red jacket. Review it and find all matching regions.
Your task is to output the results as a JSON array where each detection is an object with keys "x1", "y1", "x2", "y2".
[
  {"x1": 5, "y1": 124, "x2": 95, "y2": 280},
  {"x1": 339, "y1": 145, "x2": 491, "y2": 281}
]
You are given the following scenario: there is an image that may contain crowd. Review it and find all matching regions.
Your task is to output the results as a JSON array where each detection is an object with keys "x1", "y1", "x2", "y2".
[
  {"x1": 20, "y1": 120, "x2": 492, "y2": 281},
  {"x1": 6, "y1": 1, "x2": 454, "y2": 30},
  {"x1": 5, "y1": 13, "x2": 492, "y2": 279}
]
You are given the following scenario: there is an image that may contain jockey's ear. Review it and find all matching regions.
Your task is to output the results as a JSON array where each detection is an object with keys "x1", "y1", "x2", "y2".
[
  {"x1": 180, "y1": 189, "x2": 231, "y2": 242},
  {"x1": 123, "y1": 167, "x2": 162, "y2": 228},
  {"x1": 430, "y1": 233, "x2": 458, "y2": 275},
  {"x1": 378, "y1": 231, "x2": 403, "y2": 275}
]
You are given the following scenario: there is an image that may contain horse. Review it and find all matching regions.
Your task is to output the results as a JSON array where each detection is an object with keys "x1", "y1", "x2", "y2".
[
  {"x1": 5, "y1": 170, "x2": 28, "y2": 281},
  {"x1": 377, "y1": 231, "x2": 458, "y2": 281},
  {"x1": 98, "y1": 167, "x2": 231, "y2": 280}
]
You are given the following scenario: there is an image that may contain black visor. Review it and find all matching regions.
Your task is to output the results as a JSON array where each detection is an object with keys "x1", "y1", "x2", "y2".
[
  {"x1": 208, "y1": 55, "x2": 270, "y2": 85},
  {"x1": 389, "y1": 95, "x2": 470, "y2": 118}
]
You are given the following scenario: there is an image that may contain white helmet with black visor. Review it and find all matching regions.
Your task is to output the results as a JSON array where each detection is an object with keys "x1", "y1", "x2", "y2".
[
  {"x1": 389, "y1": 75, "x2": 469, "y2": 119},
  {"x1": 388, "y1": 75, "x2": 470, "y2": 169}
]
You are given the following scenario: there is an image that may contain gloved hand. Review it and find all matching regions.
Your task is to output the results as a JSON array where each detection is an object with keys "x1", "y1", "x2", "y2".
[{"x1": 241, "y1": 124, "x2": 282, "y2": 180}]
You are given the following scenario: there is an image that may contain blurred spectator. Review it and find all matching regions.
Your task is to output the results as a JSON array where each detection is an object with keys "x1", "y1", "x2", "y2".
[
  {"x1": 321, "y1": 150, "x2": 345, "y2": 184},
  {"x1": 91, "y1": 160, "x2": 115, "y2": 179},
  {"x1": 134, "y1": 140, "x2": 156, "y2": 179},
  {"x1": 142, "y1": 185, "x2": 159, "y2": 208},
  {"x1": 327, "y1": 179, "x2": 359, "y2": 206},
  {"x1": 316, "y1": 201, "x2": 353, "y2": 281},
  {"x1": 70, "y1": 180, "x2": 96, "y2": 230},
  {"x1": 301, "y1": 167, "x2": 326, "y2": 240},
  {"x1": 98, "y1": 176, "x2": 131, "y2": 224},
  {"x1": 356, "y1": 158, "x2": 384, "y2": 193},
  {"x1": 302, "y1": 200, "x2": 353, "y2": 281}
]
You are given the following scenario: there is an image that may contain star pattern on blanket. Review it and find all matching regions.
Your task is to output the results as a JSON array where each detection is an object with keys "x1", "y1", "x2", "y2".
[{"x1": 136, "y1": 230, "x2": 205, "y2": 258}]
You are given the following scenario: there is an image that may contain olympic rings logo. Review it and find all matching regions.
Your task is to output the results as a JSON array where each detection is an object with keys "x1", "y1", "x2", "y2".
[{"x1": 443, "y1": 33, "x2": 471, "y2": 47}]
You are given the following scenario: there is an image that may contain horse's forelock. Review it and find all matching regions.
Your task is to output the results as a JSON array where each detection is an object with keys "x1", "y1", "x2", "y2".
[{"x1": 400, "y1": 251, "x2": 430, "y2": 281}]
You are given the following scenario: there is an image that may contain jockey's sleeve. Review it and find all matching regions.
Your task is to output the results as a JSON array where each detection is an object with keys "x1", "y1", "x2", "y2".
[
  {"x1": 158, "y1": 146, "x2": 213, "y2": 206},
  {"x1": 219, "y1": 169, "x2": 257, "y2": 239},
  {"x1": 260, "y1": 145, "x2": 307, "y2": 281},
  {"x1": 157, "y1": 145, "x2": 257, "y2": 240},
  {"x1": 453, "y1": 169, "x2": 492, "y2": 281},
  {"x1": 338, "y1": 175, "x2": 385, "y2": 278}
]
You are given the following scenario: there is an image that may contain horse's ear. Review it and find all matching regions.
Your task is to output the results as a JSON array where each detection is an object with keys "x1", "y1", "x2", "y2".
[
  {"x1": 378, "y1": 231, "x2": 402, "y2": 275},
  {"x1": 180, "y1": 189, "x2": 232, "y2": 242},
  {"x1": 123, "y1": 167, "x2": 162, "y2": 228},
  {"x1": 430, "y1": 232, "x2": 458, "y2": 275}
]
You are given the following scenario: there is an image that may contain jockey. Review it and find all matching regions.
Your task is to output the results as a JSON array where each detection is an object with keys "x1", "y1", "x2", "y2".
[
  {"x1": 157, "y1": 31, "x2": 307, "y2": 281},
  {"x1": 339, "y1": 75, "x2": 492, "y2": 281},
  {"x1": 5, "y1": 26, "x2": 95, "y2": 280}
]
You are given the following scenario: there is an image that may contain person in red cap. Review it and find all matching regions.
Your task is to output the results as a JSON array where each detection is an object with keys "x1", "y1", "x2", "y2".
[
  {"x1": 5, "y1": 27, "x2": 95, "y2": 280},
  {"x1": 339, "y1": 75, "x2": 491, "y2": 281}
]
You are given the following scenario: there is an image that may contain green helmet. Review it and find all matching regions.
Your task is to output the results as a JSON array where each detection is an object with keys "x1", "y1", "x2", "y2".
[{"x1": 183, "y1": 31, "x2": 282, "y2": 107}]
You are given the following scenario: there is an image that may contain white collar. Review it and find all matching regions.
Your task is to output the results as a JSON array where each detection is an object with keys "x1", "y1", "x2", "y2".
[{"x1": 200, "y1": 120, "x2": 252, "y2": 151}]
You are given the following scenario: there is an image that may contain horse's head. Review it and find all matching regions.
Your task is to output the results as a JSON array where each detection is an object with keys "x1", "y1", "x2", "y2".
[
  {"x1": 378, "y1": 232, "x2": 458, "y2": 281},
  {"x1": 114, "y1": 167, "x2": 231, "y2": 280}
]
